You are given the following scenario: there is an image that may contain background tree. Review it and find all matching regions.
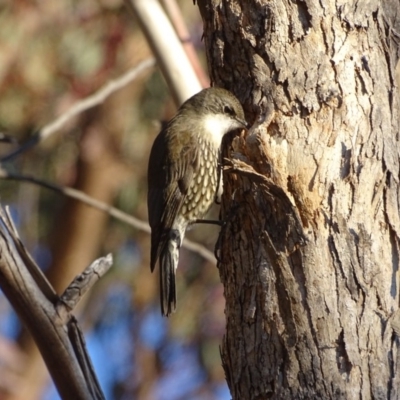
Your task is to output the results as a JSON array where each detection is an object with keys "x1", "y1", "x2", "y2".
[{"x1": 197, "y1": 0, "x2": 400, "y2": 398}]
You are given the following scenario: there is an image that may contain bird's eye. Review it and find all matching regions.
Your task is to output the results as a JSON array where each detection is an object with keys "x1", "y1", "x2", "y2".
[{"x1": 223, "y1": 105, "x2": 235, "y2": 115}]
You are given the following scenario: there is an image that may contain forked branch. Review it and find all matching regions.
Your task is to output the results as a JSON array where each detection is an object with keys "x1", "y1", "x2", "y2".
[{"x1": 0, "y1": 206, "x2": 111, "y2": 400}]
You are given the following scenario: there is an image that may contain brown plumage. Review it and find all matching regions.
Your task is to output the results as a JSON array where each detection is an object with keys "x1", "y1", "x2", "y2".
[{"x1": 147, "y1": 87, "x2": 247, "y2": 316}]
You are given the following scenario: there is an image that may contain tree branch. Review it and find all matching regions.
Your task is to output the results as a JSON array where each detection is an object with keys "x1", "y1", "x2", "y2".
[
  {"x1": 1, "y1": 58, "x2": 156, "y2": 163},
  {"x1": 58, "y1": 254, "x2": 113, "y2": 313},
  {"x1": 160, "y1": 0, "x2": 209, "y2": 88},
  {"x1": 0, "y1": 169, "x2": 217, "y2": 265},
  {"x1": 125, "y1": 0, "x2": 202, "y2": 105},
  {"x1": 0, "y1": 205, "x2": 109, "y2": 399}
]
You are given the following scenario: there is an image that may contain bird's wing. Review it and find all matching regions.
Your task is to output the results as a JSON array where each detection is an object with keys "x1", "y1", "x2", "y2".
[{"x1": 147, "y1": 127, "x2": 199, "y2": 271}]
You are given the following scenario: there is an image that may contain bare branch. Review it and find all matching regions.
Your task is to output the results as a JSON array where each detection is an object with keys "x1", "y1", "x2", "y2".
[
  {"x1": 1, "y1": 59, "x2": 156, "y2": 163},
  {"x1": 125, "y1": 0, "x2": 202, "y2": 106},
  {"x1": 1, "y1": 206, "x2": 58, "y2": 302},
  {"x1": 181, "y1": 237, "x2": 217, "y2": 264},
  {"x1": 0, "y1": 206, "x2": 106, "y2": 399},
  {"x1": 160, "y1": 0, "x2": 209, "y2": 88},
  {"x1": 0, "y1": 169, "x2": 217, "y2": 265},
  {"x1": 58, "y1": 254, "x2": 113, "y2": 313}
]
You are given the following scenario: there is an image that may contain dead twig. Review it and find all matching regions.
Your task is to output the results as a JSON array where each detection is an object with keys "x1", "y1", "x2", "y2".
[
  {"x1": 0, "y1": 169, "x2": 217, "y2": 265},
  {"x1": 1, "y1": 59, "x2": 156, "y2": 163},
  {"x1": 0, "y1": 205, "x2": 109, "y2": 399}
]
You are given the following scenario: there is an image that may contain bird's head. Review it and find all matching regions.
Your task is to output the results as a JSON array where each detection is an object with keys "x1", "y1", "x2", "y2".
[{"x1": 179, "y1": 88, "x2": 248, "y2": 143}]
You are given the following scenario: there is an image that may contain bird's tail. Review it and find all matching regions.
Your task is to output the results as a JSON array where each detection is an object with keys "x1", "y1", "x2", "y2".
[{"x1": 159, "y1": 229, "x2": 182, "y2": 316}]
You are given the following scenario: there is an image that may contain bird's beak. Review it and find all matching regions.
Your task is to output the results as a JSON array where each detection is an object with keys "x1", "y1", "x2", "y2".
[{"x1": 236, "y1": 117, "x2": 250, "y2": 129}]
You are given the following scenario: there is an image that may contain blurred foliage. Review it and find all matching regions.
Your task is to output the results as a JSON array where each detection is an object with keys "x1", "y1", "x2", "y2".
[{"x1": 0, "y1": 1, "x2": 230, "y2": 400}]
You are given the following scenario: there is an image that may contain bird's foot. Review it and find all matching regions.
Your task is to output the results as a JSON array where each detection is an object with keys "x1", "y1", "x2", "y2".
[{"x1": 194, "y1": 218, "x2": 224, "y2": 226}]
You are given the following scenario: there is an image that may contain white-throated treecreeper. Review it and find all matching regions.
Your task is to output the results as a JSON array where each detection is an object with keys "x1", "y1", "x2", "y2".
[{"x1": 147, "y1": 87, "x2": 247, "y2": 316}]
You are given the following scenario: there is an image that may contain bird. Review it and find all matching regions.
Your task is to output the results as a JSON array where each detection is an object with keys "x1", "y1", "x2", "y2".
[{"x1": 147, "y1": 87, "x2": 247, "y2": 316}]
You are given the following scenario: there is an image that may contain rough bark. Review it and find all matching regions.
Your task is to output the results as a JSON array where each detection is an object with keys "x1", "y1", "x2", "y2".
[{"x1": 197, "y1": 0, "x2": 400, "y2": 398}]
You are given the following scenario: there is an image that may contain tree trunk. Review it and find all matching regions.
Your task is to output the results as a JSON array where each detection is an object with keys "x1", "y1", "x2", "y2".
[{"x1": 197, "y1": 0, "x2": 400, "y2": 398}]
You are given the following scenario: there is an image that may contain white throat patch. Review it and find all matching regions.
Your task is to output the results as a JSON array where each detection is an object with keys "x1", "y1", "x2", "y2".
[{"x1": 201, "y1": 114, "x2": 241, "y2": 147}]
